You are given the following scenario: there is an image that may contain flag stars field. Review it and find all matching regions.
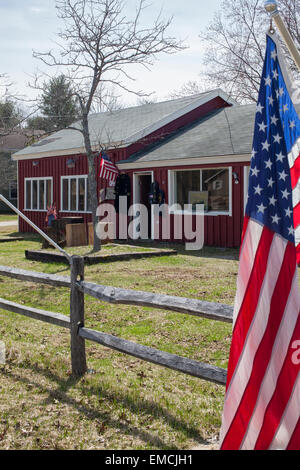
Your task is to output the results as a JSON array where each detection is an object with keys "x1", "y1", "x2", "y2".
[
  {"x1": 244, "y1": 38, "x2": 296, "y2": 245},
  {"x1": 258, "y1": 121, "x2": 267, "y2": 132}
]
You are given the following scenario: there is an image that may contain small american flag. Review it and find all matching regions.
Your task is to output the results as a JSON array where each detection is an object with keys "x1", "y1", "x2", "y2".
[
  {"x1": 220, "y1": 33, "x2": 300, "y2": 450},
  {"x1": 98, "y1": 152, "x2": 119, "y2": 184}
]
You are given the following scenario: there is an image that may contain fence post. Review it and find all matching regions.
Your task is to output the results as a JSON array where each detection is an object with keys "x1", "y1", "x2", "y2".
[{"x1": 70, "y1": 255, "x2": 87, "y2": 376}]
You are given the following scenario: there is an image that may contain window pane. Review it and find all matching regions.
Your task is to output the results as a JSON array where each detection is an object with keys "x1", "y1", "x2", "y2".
[
  {"x1": 46, "y1": 180, "x2": 52, "y2": 208},
  {"x1": 202, "y1": 169, "x2": 229, "y2": 212},
  {"x1": 70, "y1": 179, "x2": 77, "y2": 211},
  {"x1": 175, "y1": 171, "x2": 200, "y2": 207},
  {"x1": 25, "y1": 180, "x2": 31, "y2": 209},
  {"x1": 87, "y1": 180, "x2": 91, "y2": 212},
  {"x1": 62, "y1": 179, "x2": 69, "y2": 211},
  {"x1": 78, "y1": 178, "x2": 85, "y2": 212},
  {"x1": 32, "y1": 180, "x2": 38, "y2": 209},
  {"x1": 39, "y1": 180, "x2": 45, "y2": 210}
]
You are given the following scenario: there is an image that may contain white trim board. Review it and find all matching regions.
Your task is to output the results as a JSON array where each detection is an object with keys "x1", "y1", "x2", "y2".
[
  {"x1": 117, "y1": 154, "x2": 251, "y2": 170},
  {"x1": 132, "y1": 171, "x2": 155, "y2": 240}
]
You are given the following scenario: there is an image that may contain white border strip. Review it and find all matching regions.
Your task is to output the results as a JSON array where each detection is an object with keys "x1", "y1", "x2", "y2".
[{"x1": 270, "y1": 32, "x2": 300, "y2": 120}]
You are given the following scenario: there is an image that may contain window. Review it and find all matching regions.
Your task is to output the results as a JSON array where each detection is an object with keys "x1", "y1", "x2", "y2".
[
  {"x1": 61, "y1": 175, "x2": 90, "y2": 212},
  {"x1": 169, "y1": 168, "x2": 231, "y2": 214},
  {"x1": 24, "y1": 178, "x2": 53, "y2": 211},
  {"x1": 9, "y1": 181, "x2": 17, "y2": 200}
]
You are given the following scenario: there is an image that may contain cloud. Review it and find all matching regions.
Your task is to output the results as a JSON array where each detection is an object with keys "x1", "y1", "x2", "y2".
[
  {"x1": 29, "y1": 7, "x2": 46, "y2": 14},
  {"x1": 0, "y1": 0, "x2": 220, "y2": 102}
]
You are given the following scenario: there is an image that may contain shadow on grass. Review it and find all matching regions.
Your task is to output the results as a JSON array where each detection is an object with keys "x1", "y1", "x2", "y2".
[
  {"x1": 115, "y1": 241, "x2": 239, "y2": 262},
  {"x1": 4, "y1": 232, "x2": 41, "y2": 242},
  {"x1": 2, "y1": 359, "x2": 210, "y2": 449}
]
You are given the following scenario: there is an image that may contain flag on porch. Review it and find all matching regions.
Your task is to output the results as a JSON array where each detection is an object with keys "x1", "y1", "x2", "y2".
[
  {"x1": 98, "y1": 152, "x2": 119, "y2": 185},
  {"x1": 219, "y1": 33, "x2": 300, "y2": 450}
]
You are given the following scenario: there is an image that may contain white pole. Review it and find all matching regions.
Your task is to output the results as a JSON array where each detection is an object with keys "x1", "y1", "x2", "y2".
[
  {"x1": 265, "y1": 1, "x2": 300, "y2": 73},
  {"x1": 0, "y1": 194, "x2": 71, "y2": 263}
]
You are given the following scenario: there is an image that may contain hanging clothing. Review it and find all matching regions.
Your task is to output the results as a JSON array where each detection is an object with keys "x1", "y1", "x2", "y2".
[
  {"x1": 148, "y1": 181, "x2": 165, "y2": 206},
  {"x1": 114, "y1": 174, "x2": 131, "y2": 213}
]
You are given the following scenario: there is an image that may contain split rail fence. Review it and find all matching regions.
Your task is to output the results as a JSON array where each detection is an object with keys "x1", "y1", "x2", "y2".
[{"x1": 0, "y1": 257, "x2": 233, "y2": 386}]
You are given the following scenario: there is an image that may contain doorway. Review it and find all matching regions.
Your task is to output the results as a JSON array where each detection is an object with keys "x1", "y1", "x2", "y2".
[{"x1": 133, "y1": 172, "x2": 154, "y2": 239}]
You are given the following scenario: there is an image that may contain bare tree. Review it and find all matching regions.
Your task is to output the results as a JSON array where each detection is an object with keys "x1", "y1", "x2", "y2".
[
  {"x1": 168, "y1": 80, "x2": 205, "y2": 99},
  {"x1": 90, "y1": 83, "x2": 125, "y2": 114},
  {"x1": 200, "y1": 0, "x2": 300, "y2": 103},
  {"x1": 0, "y1": 74, "x2": 38, "y2": 138},
  {"x1": 33, "y1": 0, "x2": 184, "y2": 251}
]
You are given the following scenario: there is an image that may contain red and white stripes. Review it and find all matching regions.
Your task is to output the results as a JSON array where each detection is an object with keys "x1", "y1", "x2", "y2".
[
  {"x1": 288, "y1": 139, "x2": 300, "y2": 263},
  {"x1": 99, "y1": 158, "x2": 119, "y2": 184},
  {"x1": 220, "y1": 217, "x2": 300, "y2": 450}
]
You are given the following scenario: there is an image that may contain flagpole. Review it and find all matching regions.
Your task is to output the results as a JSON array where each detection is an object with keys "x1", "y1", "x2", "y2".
[{"x1": 265, "y1": 1, "x2": 300, "y2": 73}]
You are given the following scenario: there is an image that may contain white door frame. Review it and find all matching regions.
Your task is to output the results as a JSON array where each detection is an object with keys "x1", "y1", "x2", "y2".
[
  {"x1": 132, "y1": 171, "x2": 154, "y2": 240},
  {"x1": 243, "y1": 165, "x2": 250, "y2": 213}
]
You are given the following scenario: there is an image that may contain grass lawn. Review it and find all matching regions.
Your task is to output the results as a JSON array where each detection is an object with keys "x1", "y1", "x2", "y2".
[
  {"x1": 0, "y1": 227, "x2": 241, "y2": 450},
  {"x1": 0, "y1": 214, "x2": 18, "y2": 223}
]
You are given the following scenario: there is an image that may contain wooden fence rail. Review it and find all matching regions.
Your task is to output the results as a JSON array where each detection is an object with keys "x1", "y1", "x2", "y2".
[
  {"x1": 0, "y1": 265, "x2": 234, "y2": 324},
  {"x1": 0, "y1": 265, "x2": 70, "y2": 288},
  {"x1": 79, "y1": 281, "x2": 233, "y2": 324},
  {"x1": 0, "y1": 297, "x2": 70, "y2": 329},
  {"x1": 79, "y1": 327, "x2": 227, "y2": 385},
  {"x1": 0, "y1": 257, "x2": 229, "y2": 386}
]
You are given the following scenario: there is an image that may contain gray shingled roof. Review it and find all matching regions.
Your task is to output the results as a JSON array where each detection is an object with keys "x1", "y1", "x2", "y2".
[
  {"x1": 13, "y1": 91, "x2": 229, "y2": 160},
  {"x1": 118, "y1": 104, "x2": 256, "y2": 164}
]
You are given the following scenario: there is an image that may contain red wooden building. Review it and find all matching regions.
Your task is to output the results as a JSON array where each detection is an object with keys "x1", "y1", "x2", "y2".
[{"x1": 13, "y1": 90, "x2": 255, "y2": 248}]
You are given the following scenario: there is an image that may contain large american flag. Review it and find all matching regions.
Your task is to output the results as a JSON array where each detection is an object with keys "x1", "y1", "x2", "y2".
[
  {"x1": 220, "y1": 33, "x2": 300, "y2": 450},
  {"x1": 98, "y1": 152, "x2": 119, "y2": 184}
]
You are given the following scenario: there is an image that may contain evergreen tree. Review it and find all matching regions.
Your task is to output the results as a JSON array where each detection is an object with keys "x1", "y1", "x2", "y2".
[
  {"x1": 0, "y1": 99, "x2": 22, "y2": 130},
  {"x1": 26, "y1": 115, "x2": 51, "y2": 132},
  {"x1": 40, "y1": 74, "x2": 79, "y2": 131}
]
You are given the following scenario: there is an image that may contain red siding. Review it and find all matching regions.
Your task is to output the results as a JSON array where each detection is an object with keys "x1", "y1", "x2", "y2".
[
  {"x1": 18, "y1": 149, "x2": 125, "y2": 232},
  {"x1": 19, "y1": 156, "x2": 248, "y2": 248},
  {"x1": 17, "y1": 97, "x2": 249, "y2": 248},
  {"x1": 19, "y1": 154, "x2": 90, "y2": 232},
  {"x1": 124, "y1": 162, "x2": 247, "y2": 248}
]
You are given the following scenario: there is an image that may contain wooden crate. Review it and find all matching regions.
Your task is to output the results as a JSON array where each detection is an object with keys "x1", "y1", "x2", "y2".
[
  {"x1": 66, "y1": 223, "x2": 88, "y2": 247},
  {"x1": 88, "y1": 222, "x2": 114, "y2": 245},
  {"x1": 88, "y1": 222, "x2": 94, "y2": 246}
]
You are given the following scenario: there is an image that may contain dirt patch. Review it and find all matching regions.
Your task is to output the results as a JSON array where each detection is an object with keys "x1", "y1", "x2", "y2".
[{"x1": 192, "y1": 443, "x2": 219, "y2": 450}]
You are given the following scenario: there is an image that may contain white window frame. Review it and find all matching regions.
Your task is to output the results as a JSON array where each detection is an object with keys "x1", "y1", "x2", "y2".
[
  {"x1": 168, "y1": 167, "x2": 232, "y2": 216},
  {"x1": 132, "y1": 171, "x2": 155, "y2": 240},
  {"x1": 60, "y1": 175, "x2": 91, "y2": 213},
  {"x1": 244, "y1": 165, "x2": 250, "y2": 213},
  {"x1": 24, "y1": 177, "x2": 53, "y2": 212}
]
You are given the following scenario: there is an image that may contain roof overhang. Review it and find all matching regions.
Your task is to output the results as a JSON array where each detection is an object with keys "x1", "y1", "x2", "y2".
[{"x1": 116, "y1": 153, "x2": 251, "y2": 170}]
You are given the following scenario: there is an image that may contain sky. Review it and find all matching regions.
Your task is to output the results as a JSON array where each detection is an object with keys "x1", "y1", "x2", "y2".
[{"x1": 0, "y1": 0, "x2": 222, "y2": 108}]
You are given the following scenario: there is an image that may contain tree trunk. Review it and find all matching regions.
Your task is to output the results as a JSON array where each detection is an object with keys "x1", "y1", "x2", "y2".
[{"x1": 82, "y1": 113, "x2": 101, "y2": 252}]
